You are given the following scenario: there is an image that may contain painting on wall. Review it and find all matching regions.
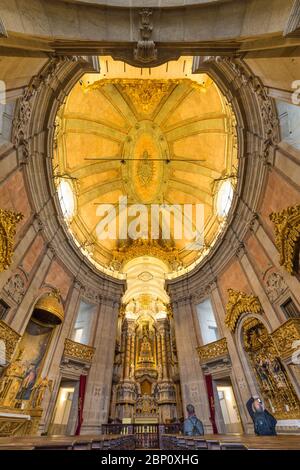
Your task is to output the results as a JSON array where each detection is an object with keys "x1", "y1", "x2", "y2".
[{"x1": 15, "y1": 319, "x2": 53, "y2": 401}]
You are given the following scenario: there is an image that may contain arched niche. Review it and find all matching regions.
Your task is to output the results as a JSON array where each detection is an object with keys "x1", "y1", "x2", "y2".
[
  {"x1": 0, "y1": 290, "x2": 64, "y2": 411},
  {"x1": 236, "y1": 313, "x2": 300, "y2": 420}
]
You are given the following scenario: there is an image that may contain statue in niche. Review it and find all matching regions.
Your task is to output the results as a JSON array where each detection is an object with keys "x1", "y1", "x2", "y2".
[{"x1": 139, "y1": 335, "x2": 153, "y2": 363}]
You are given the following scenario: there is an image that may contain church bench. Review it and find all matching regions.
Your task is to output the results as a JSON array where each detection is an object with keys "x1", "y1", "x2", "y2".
[{"x1": 161, "y1": 434, "x2": 300, "y2": 451}]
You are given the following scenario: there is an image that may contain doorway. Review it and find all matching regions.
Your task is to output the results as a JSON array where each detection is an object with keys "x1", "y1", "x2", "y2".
[
  {"x1": 214, "y1": 378, "x2": 243, "y2": 434},
  {"x1": 48, "y1": 379, "x2": 79, "y2": 435}
]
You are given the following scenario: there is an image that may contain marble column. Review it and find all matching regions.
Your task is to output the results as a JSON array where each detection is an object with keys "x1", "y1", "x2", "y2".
[
  {"x1": 81, "y1": 298, "x2": 119, "y2": 433},
  {"x1": 172, "y1": 299, "x2": 212, "y2": 431},
  {"x1": 130, "y1": 328, "x2": 135, "y2": 378},
  {"x1": 120, "y1": 323, "x2": 127, "y2": 379},
  {"x1": 159, "y1": 323, "x2": 168, "y2": 380},
  {"x1": 156, "y1": 328, "x2": 163, "y2": 380}
]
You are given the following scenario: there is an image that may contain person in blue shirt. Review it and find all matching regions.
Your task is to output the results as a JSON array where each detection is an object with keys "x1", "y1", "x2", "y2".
[{"x1": 183, "y1": 403, "x2": 204, "y2": 436}]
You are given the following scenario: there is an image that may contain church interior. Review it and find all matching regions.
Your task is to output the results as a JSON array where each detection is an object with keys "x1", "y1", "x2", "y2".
[{"x1": 0, "y1": 0, "x2": 300, "y2": 452}]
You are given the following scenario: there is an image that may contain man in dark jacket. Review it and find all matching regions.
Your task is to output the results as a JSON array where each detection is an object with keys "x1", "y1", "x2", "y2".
[
  {"x1": 183, "y1": 404, "x2": 204, "y2": 436},
  {"x1": 246, "y1": 396, "x2": 277, "y2": 436}
]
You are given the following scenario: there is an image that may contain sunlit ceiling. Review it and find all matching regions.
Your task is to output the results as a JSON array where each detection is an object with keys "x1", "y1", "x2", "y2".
[{"x1": 53, "y1": 56, "x2": 237, "y2": 279}]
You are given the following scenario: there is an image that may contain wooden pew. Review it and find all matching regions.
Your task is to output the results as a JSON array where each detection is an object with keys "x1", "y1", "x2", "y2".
[
  {"x1": 0, "y1": 433, "x2": 136, "y2": 451},
  {"x1": 161, "y1": 433, "x2": 300, "y2": 451}
]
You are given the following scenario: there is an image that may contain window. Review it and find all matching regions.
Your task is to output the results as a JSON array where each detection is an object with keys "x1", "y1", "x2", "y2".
[
  {"x1": 0, "y1": 299, "x2": 9, "y2": 321},
  {"x1": 196, "y1": 298, "x2": 220, "y2": 345},
  {"x1": 216, "y1": 180, "x2": 233, "y2": 218},
  {"x1": 276, "y1": 101, "x2": 300, "y2": 150},
  {"x1": 57, "y1": 179, "x2": 75, "y2": 220},
  {"x1": 281, "y1": 298, "x2": 299, "y2": 319},
  {"x1": 71, "y1": 300, "x2": 96, "y2": 345}
]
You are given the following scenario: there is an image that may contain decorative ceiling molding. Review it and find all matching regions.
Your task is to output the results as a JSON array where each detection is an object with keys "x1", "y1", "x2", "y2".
[
  {"x1": 225, "y1": 289, "x2": 263, "y2": 333},
  {"x1": 284, "y1": 0, "x2": 300, "y2": 37},
  {"x1": 112, "y1": 240, "x2": 181, "y2": 271},
  {"x1": 269, "y1": 204, "x2": 300, "y2": 275}
]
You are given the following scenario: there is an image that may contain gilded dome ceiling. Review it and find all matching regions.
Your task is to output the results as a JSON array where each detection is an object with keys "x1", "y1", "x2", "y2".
[{"x1": 53, "y1": 57, "x2": 238, "y2": 278}]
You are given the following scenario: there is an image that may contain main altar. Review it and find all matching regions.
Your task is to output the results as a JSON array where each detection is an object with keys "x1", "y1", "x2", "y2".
[{"x1": 109, "y1": 295, "x2": 182, "y2": 424}]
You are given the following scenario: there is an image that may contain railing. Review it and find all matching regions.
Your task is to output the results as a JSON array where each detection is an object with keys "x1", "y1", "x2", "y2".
[
  {"x1": 63, "y1": 338, "x2": 95, "y2": 364},
  {"x1": 102, "y1": 423, "x2": 182, "y2": 449},
  {"x1": 197, "y1": 337, "x2": 228, "y2": 363}
]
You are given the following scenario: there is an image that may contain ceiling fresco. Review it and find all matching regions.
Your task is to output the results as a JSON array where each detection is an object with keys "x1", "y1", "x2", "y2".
[{"x1": 53, "y1": 57, "x2": 238, "y2": 278}]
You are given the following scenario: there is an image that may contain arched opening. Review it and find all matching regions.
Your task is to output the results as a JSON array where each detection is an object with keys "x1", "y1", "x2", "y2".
[{"x1": 0, "y1": 291, "x2": 64, "y2": 426}]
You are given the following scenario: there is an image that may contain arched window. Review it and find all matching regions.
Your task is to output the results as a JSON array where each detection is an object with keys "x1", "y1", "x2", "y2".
[
  {"x1": 57, "y1": 179, "x2": 75, "y2": 220},
  {"x1": 196, "y1": 298, "x2": 219, "y2": 345},
  {"x1": 216, "y1": 180, "x2": 233, "y2": 218}
]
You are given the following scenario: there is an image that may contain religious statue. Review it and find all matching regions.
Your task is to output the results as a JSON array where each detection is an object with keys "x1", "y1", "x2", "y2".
[
  {"x1": 31, "y1": 377, "x2": 53, "y2": 409},
  {"x1": 139, "y1": 336, "x2": 153, "y2": 363},
  {"x1": 16, "y1": 363, "x2": 37, "y2": 401}
]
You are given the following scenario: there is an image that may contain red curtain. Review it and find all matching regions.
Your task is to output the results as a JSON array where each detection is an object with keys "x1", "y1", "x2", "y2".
[
  {"x1": 205, "y1": 374, "x2": 218, "y2": 434},
  {"x1": 75, "y1": 375, "x2": 87, "y2": 435}
]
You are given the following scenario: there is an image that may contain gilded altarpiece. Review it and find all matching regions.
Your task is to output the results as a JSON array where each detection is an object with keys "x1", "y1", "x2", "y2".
[
  {"x1": 110, "y1": 297, "x2": 181, "y2": 424},
  {"x1": 242, "y1": 319, "x2": 300, "y2": 419}
]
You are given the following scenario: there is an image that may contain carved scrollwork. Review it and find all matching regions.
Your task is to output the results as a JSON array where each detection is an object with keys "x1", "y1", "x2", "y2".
[
  {"x1": 197, "y1": 338, "x2": 228, "y2": 363},
  {"x1": 0, "y1": 321, "x2": 21, "y2": 363},
  {"x1": 12, "y1": 57, "x2": 77, "y2": 147},
  {"x1": 0, "y1": 209, "x2": 23, "y2": 272},
  {"x1": 271, "y1": 318, "x2": 300, "y2": 358},
  {"x1": 63, "y1": 338, "x2": 95, "y2": 363},
  {"x1": 3, "y1": 271, "x2": 27, "y2": 305},
  {"x1": 270, "y1": 204, "x2": 300, "y2": 275},
  {"x1": 225, "y1": 289, "x2": 262, "y2": 332},
  {"x1": 0, "y1": 420, "x2": 28, "y2": 437},
  {"x1": 134, "y1": 8, "x2": 157, "y2": 64},
  {"x1": 264, "y1": 271, "x2": 288, "y2": 302}
]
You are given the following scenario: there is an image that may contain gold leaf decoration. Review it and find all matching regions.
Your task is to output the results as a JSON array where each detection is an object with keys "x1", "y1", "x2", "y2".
[
  {"x1": 271, "y1": 318, "x2": 300, "y2": 358},
  {"x1": 225, "y1": 289, "x2": 262, "y2": 332},
  {"x1": 269, "y1": 204, "x2": 300, "y2": 275},
  {"x1": 0, "y1": 209, "x2": 23, "y2": 272},
  {"x1": 64, "y1": 338, "x2": 95, "y2": 363},
  {"x1": 0, "y1": 320, "x2": 21, "y2": 363},
  {"x1": 197, "y1": 337, "x2": 228, "y2": 363},
  {"x1": 111, "y1": 239, "x2": 181, "y2": 269},
  {"x1": 84, "y1": 78, "x2": 206, "y2": 115}
]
